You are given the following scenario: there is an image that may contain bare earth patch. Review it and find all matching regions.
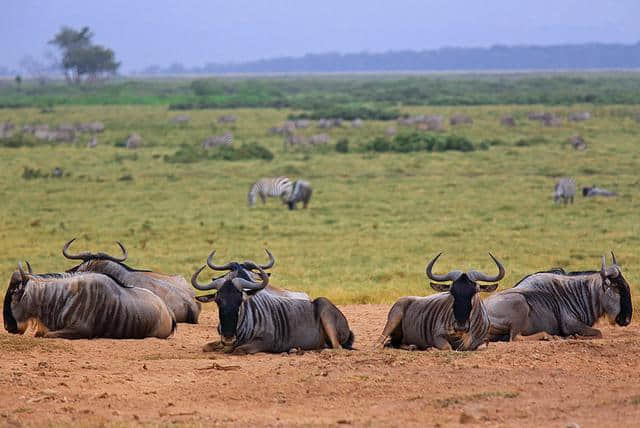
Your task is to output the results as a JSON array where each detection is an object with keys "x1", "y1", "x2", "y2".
[{"x1": 1, "y1": 305, "x2": 639, "y2": 427}]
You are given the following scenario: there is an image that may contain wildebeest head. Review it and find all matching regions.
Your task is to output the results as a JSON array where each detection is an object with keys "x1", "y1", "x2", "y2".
[
  {"x1": 3, "y1": 262, "x2": 32, "y2": 334},
  {"x1": 599, "y1": 252, "x2": 632, "y2": 327},
  {"x1": 191, "y1": 260, "x2": 269, "y2": 345},
  {"x1": 426, "y1": 253, "x2": 504, "y2": 333}
]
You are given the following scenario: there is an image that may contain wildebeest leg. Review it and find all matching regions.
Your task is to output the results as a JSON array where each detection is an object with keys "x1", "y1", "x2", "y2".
[
  {"x1": 231, "y1": 341, "x2": 266, "y2": 355},
  {"x1": 378, "y1": 299, "x2": 409, "y2": 347},
  {"x1": 433, "y1": 335, "x2": 452, "y2": 351},
  {"x1": 202, "y1": 341, "x2": 226, "y2": 352},
  {"x1": 260, "y1": 194, "x2": 266, "y2": 204},
  {"x1": 517, "y1": 332, "x2": 555, "y2": 341},
  {"x1": 569, "y1": 322, "x2": 602, "y2": 339},
  {"x1": 44, "y1": 328, "x2": 91, "y2": 339}
]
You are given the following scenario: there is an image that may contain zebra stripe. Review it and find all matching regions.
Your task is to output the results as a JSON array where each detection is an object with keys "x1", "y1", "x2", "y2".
[{"x1": 248, "y1": 176, "x2": 292, "y2": 206}]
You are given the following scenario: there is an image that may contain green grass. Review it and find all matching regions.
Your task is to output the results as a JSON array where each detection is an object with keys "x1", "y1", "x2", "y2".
[{"x1": 1, "y1": 102, "x2": 640, "y2": 310}]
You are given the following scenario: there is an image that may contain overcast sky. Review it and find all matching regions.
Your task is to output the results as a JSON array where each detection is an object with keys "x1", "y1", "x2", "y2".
[{"x1": 2, "y1": 0, "x2": 639, "y2": 72}]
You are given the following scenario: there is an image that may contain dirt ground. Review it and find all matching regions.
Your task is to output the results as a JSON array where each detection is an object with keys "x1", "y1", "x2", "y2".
[{"x1": 1, "y1": 304, "x2": 639, "y2": 427}]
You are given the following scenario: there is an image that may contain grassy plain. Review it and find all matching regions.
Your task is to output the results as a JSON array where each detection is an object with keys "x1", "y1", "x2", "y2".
[{"x1": 1, "y1": 92, "x2": 639, "y2": 309}]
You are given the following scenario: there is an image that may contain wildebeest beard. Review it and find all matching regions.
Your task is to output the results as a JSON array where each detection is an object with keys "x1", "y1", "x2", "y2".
[{"x1": 3, "y1": 281, "x2": 18, "y2": 333}]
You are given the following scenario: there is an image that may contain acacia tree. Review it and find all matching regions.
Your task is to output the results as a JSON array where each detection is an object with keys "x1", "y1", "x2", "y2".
[{"x1": 49, "y1": 26, "x2": 120, "y2": 83}]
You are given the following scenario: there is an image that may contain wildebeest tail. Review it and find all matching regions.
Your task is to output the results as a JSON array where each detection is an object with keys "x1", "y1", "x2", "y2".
[
  {"x1": 342, "y1": 330, "x2": 355, "y2": 350},
  {"x1": 184, "y1": 302, "x2": 200, "y2": 324}
]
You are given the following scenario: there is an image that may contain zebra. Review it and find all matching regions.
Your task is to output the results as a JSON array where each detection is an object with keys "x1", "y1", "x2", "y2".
[
  {"x1": 247, "y1": 176, "x2": 292, "y2": 207},
  {"x1": 284, "y1": 180, "x2": 312, "y2": 210},
  {"x1": 553, "y1": 177, "x2": 576, "y2": 204}
]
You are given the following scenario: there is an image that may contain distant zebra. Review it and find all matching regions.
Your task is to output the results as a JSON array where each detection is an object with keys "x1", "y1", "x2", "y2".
[
  {"x1": 284, "y1": 180, "x2": 312, "y2": 210},
  {"x1": 553, "y1": 177, "x2": 576, "y2": 204},
  {"x1": 248, "y1": 177, "x2": 292, "y2": 207}
]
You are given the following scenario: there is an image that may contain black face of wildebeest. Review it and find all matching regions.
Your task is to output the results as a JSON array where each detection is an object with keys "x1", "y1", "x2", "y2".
[
  {"x1": 427, "y1": 253, "x2": 504, "y2": 333},
  {"x1": 600, "y1": 254, "x2": 633, "y2": 326},
  {"x1": 215, "y1": 280, "x2": 245, "y2": 342},
  {"x1": 191, "y1": 260, "x2": 269, "y2": 345},
  {"x1": 3, "y1": 263, "x2": 31, "y2": 334}
]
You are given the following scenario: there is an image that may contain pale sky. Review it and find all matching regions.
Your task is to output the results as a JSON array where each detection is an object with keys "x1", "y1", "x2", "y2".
[{"x1": 2, "y1": 0, "x2": 639, "y2": 72}]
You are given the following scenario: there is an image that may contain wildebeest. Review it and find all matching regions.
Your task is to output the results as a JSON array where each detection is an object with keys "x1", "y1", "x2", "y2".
[
  {"x1": 378, "y1": 253, "x2": 504, "y2": 351},
  {"x1": 193, "y1": 250, "x2": 310, "y2": 301},
  {"x1": 62, "y1": 238, "x2": 201, "y2": 323},
  {"x1": 191, "y1": 261, "x2": 352, "y2": 354},
  {"x1": 283, "y1": 180, "x2": 312, "y2": 210},
  {"x1": 553, "y1": 178, "x2": 576, "y2": 204},
  {"x1": 485, "y1": 254, "x2": 632, "y2": 341},
  {"x1": 3, "y1": 262, "x2": 176, "y2": 339},
  {"x1": 582, "y1": 186, "x2": 616, "y2": 197}
]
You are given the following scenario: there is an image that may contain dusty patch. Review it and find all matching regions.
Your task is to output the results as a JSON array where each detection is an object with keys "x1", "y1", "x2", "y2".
[{"x1": 1, "y1": 305, "x2": 639, "y2": 427}]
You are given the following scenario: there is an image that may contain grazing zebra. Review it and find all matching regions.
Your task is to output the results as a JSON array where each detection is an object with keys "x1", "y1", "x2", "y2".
[
  {"x1": 248, "y1": 177, "x2": 292, "y2": 207},
  {"x1": 284, "y1": 180, "x2": 312, "y2": 210},
  {"x1": 553, "y1": 178, "x2": 576, "y2": 204}
]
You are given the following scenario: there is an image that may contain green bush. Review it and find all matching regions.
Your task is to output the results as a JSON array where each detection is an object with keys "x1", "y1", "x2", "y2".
[
  {"x1": 290, "y1": 104, "x2": 399, "y2": 121},
  {"x1": 364, "y1": 133, "x2": 475, "y2": 153},
  {"x1": 0, "y1": 134, "x2": 36, "y2": 148},
  {"x1": 336, "y1": 138, "x2": 349, "y2": 153},
  {"x1": 164, "y1": 142, "x2": 273, "y2": 163}
]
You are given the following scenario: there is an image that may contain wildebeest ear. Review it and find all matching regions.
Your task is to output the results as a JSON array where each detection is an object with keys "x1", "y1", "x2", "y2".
[
  {"x1": 195, "y1": 294, "x2": 216, "y2": 303},
  {"x1": 430, "y1": 282, "x2": 451, "y2": 292},
  {"x1": 477, "y1": 283, "x2": 499, "y2": 293}
]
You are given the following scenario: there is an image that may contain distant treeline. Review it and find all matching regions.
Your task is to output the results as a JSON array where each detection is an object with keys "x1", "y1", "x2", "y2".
[
  {"x1": 135, "y1": 42, "x2": 640, "y2": 75},
  {"x1": 3, "y1": 73, "x2": 640, "y2": 109}
]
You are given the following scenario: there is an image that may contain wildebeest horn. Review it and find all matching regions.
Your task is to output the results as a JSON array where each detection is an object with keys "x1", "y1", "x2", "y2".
[
  {"x1": 17, "y1": 262, "x2": 29, "y2": 283},
  {"x1": 467, "y1": 253, "x2": 505, "y2": 282},
  {"x1": 191, "y1": 265, "x2": 226, "y2": 291},
  {"x1": 206, "y1": 250, "x2": 234, "y2": 271},
  {"x1": 62, "y1": 238, "x2": 128, "y2": 262},
  {"x1": 611, "y1": 251, "x2": 618, "y2": 266},
  {"x1": 232, "y1": 265, "x2": 269, "y2": 291},
  {"x1": 601, "y1": 255, "x2": 619, "y2": 279},
  {"x1": 259, "y1": 249, "x2": 275, "y2": 269},
  {"x1": 25, "y1": 260, "x2": 33, "y2": 274},
  {"x1": 425, "y1": 253, "x2": 463, "y2": 282}
]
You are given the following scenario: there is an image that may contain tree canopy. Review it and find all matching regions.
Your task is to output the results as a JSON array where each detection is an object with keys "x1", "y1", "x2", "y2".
[{"x1": 49, "y1": 26, "x2": 120, "y2": 83}]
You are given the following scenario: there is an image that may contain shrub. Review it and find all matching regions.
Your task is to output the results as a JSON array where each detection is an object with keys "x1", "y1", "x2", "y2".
[
  {"x1": 0, "y1": 134, "x2": 36, "y2": 148},
  {"x1": 290, "y1": 104, "x2": 398, "y2": 121},
  {"x1": 164, "y1": 142, "x2": 273, "y2": 163},
  {"x1": 364, "y1": 132, "x2": 475, "y2": 153},
  {"x1": 335, "y1": 138, "x2": 349, "y2": 153},
  {"x1": 22, "y1": 166, "x2": 44, "y2": 179}
]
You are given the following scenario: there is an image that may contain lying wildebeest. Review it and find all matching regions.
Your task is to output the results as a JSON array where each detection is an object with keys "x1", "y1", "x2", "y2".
[
  {"x1": 378, "y1": 253, "x2": 504, "y2": 351},
  {"x1": 191, "y1": 262, "x2": 353, "y2": 354},
  {"x1": 194, "y1": 249, "x2": 310, "y2": 301},
  {"x1": 283, "y1": 179, "x2": 312, "y2": 210},
  {"x1": 582, "y1": 186, "x2": 617, "y2": 197},
  {"x1": 3, "y1": 263, "x2": 176, "y2": 339},
  {"x1": 62, "y1": 238, "x2": 201, "y2": 323},
  {"x1": 554, "y1": 177, "x2": 576, "y2": 204},
  {"x1": 485, "y1": 254, "x2": 632, "y2": 341}
]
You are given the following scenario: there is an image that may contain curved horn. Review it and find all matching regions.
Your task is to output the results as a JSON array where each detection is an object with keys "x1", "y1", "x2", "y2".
[
  {"x1": 206, "y1": 250, "x2": 234, "y2": 271},
  {"x1": 232, "y1": 265, "x2": 269, "y2": 292},
  {"x1": 17, "y1": 262, "x2": 28, "y2": 283},
  {"x1": 62, "y1": 238, "x2": 89, "y2": 260},
  {"x1": 601, "y1": 254, "x2": 619, "y2": 279},
  {"x1": 191, "y1": 265, "x2": 226, "y2": 291},
  {"x1": 259, "y1": 249, "x2": 275, "y2": 269},
  {"x1": 425, "y1": 252, "x2": 462, "y2": 282},
  {"x1": 62, "y1": 238, "x2": 128, "y2": 262},
  {"x1": 25, "y1": 260, "x2": 33, "y2": 274},
  {"x1": 611, "y1": 251, "x2": 618, "y2": 266},
  {"x1": 467, "y1": 253, "x2": 506, "y2": 282}
]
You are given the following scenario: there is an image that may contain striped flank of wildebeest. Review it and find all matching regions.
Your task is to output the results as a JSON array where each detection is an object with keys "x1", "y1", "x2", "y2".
[
  {"x1": 378, "y1": 253, "x2": 504, "y2": 351},
  {"x1": 191, "y1": 261, "x2": 353, "y2": 354},
  {"x1": 553, "y1": 177, "x2": 576, "y2": 204},
  {"x1": 247, "y1": 176, "x2": 292, "y2": 207},
  {"x1": 3, "y1": 263, "x2": 176, "y2": 339},
  {"x1": 485, "y1": 253, "x2": 633, "y2": 341},
  {"x1": 61, "y1": 238, "x2": 201, "y2": 323},
  {"x1": 284, "y1": 179, "x2": 312, "y2": 210}
]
